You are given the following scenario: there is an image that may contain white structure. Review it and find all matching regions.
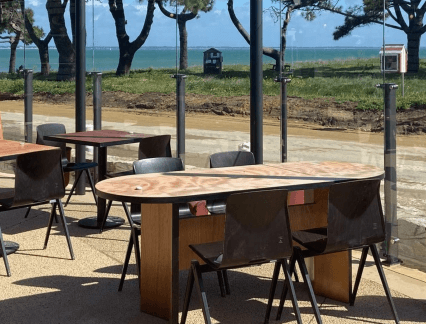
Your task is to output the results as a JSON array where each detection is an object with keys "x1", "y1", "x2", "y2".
[{"x1": 380, "y1": 44, "x2": 407, "y2": 73}]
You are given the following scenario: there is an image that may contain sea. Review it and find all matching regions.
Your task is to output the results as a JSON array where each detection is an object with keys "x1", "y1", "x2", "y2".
[{"x1": 1, "y1": 46, "x2": 426, "y2": 73}]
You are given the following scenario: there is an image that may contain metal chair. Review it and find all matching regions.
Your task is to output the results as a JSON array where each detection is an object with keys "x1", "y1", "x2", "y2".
[
  {"x1": 105, "y1": 134, "x2": 172, "y2": 178},
  {"x1": 207, "y1": 151, "x2": 255, "y2": 214},
  {"x1": 276, "y1": 179, "x2": 400, "y2": 324},
  {"x1": 101, "y1": 135, "x2": 172, "y2": 221},
  {"x1": 100, "y1": 157, "x2": 191, "y2": 290},
  {"x1": 36, "y1": 123, "x2": 98, "y2": 208},
  {"x1": 0, "y1": 149, "x2": 75, "y2": 276},
  {"x1": 181, "y1": 189, "x2": 302, "y2": 324}
]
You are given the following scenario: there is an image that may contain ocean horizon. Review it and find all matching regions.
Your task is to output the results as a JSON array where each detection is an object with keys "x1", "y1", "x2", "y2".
[{"x1": 1, "y1": 46, "x2": 425, "y2": 73}]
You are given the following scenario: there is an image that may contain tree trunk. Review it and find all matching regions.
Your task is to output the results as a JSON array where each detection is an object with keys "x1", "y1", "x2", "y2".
[
  {"x1": 39, "y1": 42, "x2": 51, "y2": 76},
  {"x1": 116, "y1": 45, "x2": 135, "y2": 75},
  {"x1": 22, "y1": 1, "x2": 52, "y2": 76},
  {"x1": 227, "y1": 0, "x2": 280, "y2": 71},
  {"x1": 46, "y1": 0, "x2": 76, "y2": 81},
  {"x1": 407, "y1": 29, "x2": 421, "y2": 73},
  {"x1": 178, "y1": 20, "x2": 188, "y2": 70},
  {"x1": 109, "y1": 0, "x2": 155, "y2": 76},
  {"x1": 9, "y1": 33, "x2": 20, "y2": 74}
]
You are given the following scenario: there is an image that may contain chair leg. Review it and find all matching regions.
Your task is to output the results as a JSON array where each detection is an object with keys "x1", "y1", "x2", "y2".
[
  {"x1": 222, "y1": 270, "x2": 231, "y2": 295},
  {"x1": 132, "y1": 227, "x2": 141, "y2": 290},
  {"x1": 85, "y1": 169, "x2": 98, "y2": 206},
  {"x1": 294, "y1": 248, "x2": 322, "y2": 324},
  {"x1": 370, "y1": 244, "x2": 400, "y2": 324},
  {"x1": 99, "y1": 200, "x2": 113, "y2": 233},
  {"x1": 181, "y1": 266, "x2": 195, "y2": 324},
  {"x1": 0, "y1": 227, "x2": 11, "y2": 277},
  {"x1": 56, "y1": 199, "x2": 75, "y2": 260},
  {"x1": 24, "y1": 206, "x2": 31, "y2": 218},
  {"x1": 192, "y1": 260, "x2": 212, "y2": 324},
  {"x1": 264, "y1": 261, "x2": 281, "y2": 323},
  {"x1": 216, "y1": 270, "x2": 226, "y2": 297},
  {"x1": 64, "y1": 171, "x2": 84, "y2": 207},
  {"x1": 44, "y1": 201, "x2": 57, "y2": 249},
  {"x1": 350, "y1": 246, "x2": 369, "y2": 306},
  {"x1": 282, "y1": 258, "x2": 302, "y2": 324},
  {"x1": 276, "y1": 251, "x2": 297, "y2": 320},
  {"x1": 118, "y1": 231, "x2": 134, "y2": 292}
]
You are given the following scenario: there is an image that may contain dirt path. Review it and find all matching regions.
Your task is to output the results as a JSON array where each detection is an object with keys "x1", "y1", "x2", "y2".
[{"x1": 1, "y1": 92, "x2": 426, "y2": 148}]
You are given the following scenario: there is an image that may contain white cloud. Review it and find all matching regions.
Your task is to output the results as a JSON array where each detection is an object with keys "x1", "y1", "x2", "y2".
[{"x1": 214, "y1": 10, "x2": 222, "y2": 15}]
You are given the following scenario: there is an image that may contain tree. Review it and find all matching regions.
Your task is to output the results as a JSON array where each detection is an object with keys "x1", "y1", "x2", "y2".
[
  {"x1": 333, "y1": 0, "x2": 426, "y2": 73},
  {"x1": 0, "y1": 0, "x2": 43, "y2": 73},
  {"x1": 230, "y1": 0, "x2": 335, "y2": 72},
  {"x1": 46, "y1": 0, "x2": 76, "y2": 81},
  {"x1": 21, "y1": 0, "x2": 52, "y2": 76},
  {"x1": 109, "y1": 0, "x2": 156, "y2": 75},
  {"x1": 156, "y1": 0, "x2": 214, "y2": 70}
]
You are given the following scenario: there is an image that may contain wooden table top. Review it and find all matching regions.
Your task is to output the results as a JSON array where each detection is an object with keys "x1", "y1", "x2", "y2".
[
  {"x1": 43, "y1": 129, "x2": 151, "y2": 147},
  {"x1": 0, "y1": 139, "x2": 57, "y2": 162},
  {"x1": 95, "y1": 161, "x2": 384, "y2": 204}
]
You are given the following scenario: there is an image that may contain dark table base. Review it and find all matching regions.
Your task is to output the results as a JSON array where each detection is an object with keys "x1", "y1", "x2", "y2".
[
  {"x1": 0, "y1": 241, "x2": 19, "y2": 256},
  {"x1": 78, "y1": 216, "x2": 124, "y2": 229}
]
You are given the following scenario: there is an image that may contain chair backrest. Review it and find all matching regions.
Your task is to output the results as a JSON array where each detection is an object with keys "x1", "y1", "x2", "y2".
[
  {"x1": 324, "y1": 179, "x2": 385, "y2": 254},
  {"x1": 133, "y1": 157, "x2": 183, "y2": 175},
  {"x1": 220, "y1": 189, "x2": 292, "y2": 268},
  {"x1": 130, "y1": 157, "x2": 184, "y2": 216},
  {"x1": 138, "y1": 135, "x2": 172, "y2": 160},
  {"x1": 36, "y1": 123, "x2": 68, "y2": 164},
  {"x1": 13, "y1": 149, "x2": 65, "y2": 208},
  {"x1": 209, "y1": 151, "x2": 255, "y2": 168}
]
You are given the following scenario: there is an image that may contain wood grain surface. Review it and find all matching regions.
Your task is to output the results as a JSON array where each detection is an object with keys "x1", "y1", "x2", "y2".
[
  {"x1": 96, "y1": 161, "x2": 384, "y2": 204},
  {"x1": 0, "y1": 140, "x2": 57, "y2": 161}
]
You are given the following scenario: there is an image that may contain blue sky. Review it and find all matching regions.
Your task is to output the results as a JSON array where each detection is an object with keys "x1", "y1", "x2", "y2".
[{"x1": 24, "y1": 0, "x2": 422, "y2": 48}]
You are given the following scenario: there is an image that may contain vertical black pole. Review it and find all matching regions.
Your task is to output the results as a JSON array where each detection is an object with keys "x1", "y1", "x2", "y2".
[
  {"x1": 75, "y1": 0, "x2": 86, "y2": 195},
  {"x1": 93, "y1": 72, "x2": 102, "y2": 182},
  {"x1": 250, "y1": 0, "x2": 263, "y2": 164},
  {"x1": 24, "y1": 69, "x2": 33, "y2": 143},
  {"x1": 377, "y1": 83, "x2": 401, "y2": 266},
  {"x1": 173, "y1": 74, "x2": 186, "y2": 168},
  {"x1": 275, "y1": 77, "x2": 291, "y2": 163}
]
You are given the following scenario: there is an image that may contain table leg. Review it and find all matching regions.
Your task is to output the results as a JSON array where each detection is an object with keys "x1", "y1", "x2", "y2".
[
  {"x1": 139, "y1": 203, "x2": 179, "y2": 323},
  {"x1": 78, "y1": 146, "x2": 124, "y2": 229}
]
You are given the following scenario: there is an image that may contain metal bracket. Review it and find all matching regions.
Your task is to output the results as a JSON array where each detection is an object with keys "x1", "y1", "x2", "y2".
[
  {"x1": 274, "y1": 77, "x2": 291, "y2": 83},
  {"x1": 375, "y1": 83, "x2": 398, "y2": 90}
]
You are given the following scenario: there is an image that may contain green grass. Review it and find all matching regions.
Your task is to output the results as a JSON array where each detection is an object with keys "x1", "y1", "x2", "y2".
[{"x1": 1, "y1": 57, "x2": 426, "y2": 111}]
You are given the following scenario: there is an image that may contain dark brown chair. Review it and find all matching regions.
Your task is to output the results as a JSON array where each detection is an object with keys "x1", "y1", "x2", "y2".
[
  {"x1": 207, "y1": 151, "x2": 255, "y2": 214},
  {"x1": 35, "y1": 123, "x2": 98, "y2": 207},
  {"x1": 181, "y1": 189, "x2": 302, "y2": 324},
  {"x1": 0, "y1": 149, "x2": 75, "y2": 276},
  {"x1": 276, "y1": 179, "x2": 399, "y2": 324},
  {"x1": 105, "y1": 134, "x2": 172, "y2": 178}
]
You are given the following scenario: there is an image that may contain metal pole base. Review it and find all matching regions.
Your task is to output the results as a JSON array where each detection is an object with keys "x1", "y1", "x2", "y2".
[
  {"x1": 78, "y1": 216, "x2": 124, "y2": 229},
  {"x1": 0, "y1": 241, "x2": 20, "y2": 256},
  {"x1": 382, "y1": 255, "x2": 402, "y2": 267}
]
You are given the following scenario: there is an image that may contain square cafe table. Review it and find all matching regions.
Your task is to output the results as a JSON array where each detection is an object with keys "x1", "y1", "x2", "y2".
[
  {"x1": 0, "y1": 139, "x2": 58, "y2": 256},
  {"x1": 43, "y1": 129, "x2": 154, "y2": 229},
  {"x1": 95, "y1": 161, "x2": 384, "y2": 323}
]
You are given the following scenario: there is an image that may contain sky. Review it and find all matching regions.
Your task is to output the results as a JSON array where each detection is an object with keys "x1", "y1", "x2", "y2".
[{"x1": 21, "y1": 0, "x2": 425, "y2": 48}]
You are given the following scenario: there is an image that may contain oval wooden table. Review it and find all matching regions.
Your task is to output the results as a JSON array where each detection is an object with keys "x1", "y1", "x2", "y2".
[{"x1": 96, "y1": 161, "x2": 384, "y2": 323}]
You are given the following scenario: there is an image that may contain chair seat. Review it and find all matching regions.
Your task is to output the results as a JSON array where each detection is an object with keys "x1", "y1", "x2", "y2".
[
  {"x1": 106, "y1": 170, "x2": 133, "y2": 179},
  {"x1": 64, "y1": 161, "x2": 98, "y2": 172},
  {"x1": 130, "y1": 203, "x2": 195, "y2": 226},
  {"x1": 206, "y1": 200, "x2": 226, "y2": 215},
  {"x1": 190, "y1": 241, "x2": 223, "y2": 268},
  {"x1": 292, "y1": 227, "x2": 327, "y2": 254}
]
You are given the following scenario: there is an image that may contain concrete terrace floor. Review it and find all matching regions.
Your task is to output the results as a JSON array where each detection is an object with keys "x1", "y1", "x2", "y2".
[{"x1": 0, "y1": 176, "x2": 425, "y2": 324}]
